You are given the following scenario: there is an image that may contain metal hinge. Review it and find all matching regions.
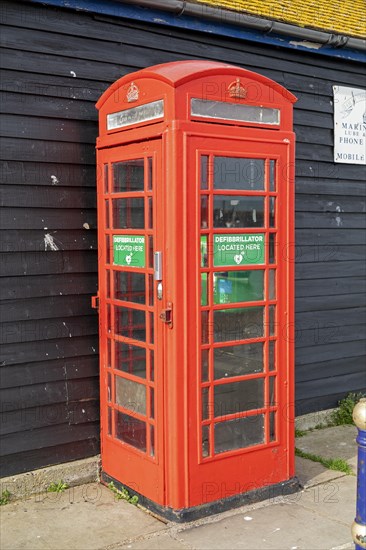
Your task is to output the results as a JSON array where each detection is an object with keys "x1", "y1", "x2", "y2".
[
  {"x1": 91, "y1": 295, "x2": 99, "y2": 310},
  {"x1": 159, "y1": 302, "x2": 173, "y2": 328}
]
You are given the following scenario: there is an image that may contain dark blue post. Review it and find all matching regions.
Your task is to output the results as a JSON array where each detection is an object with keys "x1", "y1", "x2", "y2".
[{"x1": 352, "y1": 398, "x2": 366, "y2": 550}]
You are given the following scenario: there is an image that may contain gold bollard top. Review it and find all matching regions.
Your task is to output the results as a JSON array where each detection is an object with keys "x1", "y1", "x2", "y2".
[{"x1": 353, "y1": 397, "x2": 366, "y2": 430}]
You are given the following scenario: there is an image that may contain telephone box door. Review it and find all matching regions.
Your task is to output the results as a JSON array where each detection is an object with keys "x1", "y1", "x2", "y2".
[
  {"x1": 187, "y1": 134, "x2": 294, "y2": 506},
  {"x1": 97, "y1": 140, "x2": 165, "y2": 504}
]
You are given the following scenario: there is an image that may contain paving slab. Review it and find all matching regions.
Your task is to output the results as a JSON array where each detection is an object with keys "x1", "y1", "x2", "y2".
[
  {"x1": 295, "y1": 456, "x2": 346, "y2": 488},
  {"x1": 177, "y1": 501, "x2": 352, "y2": 550},
  {"x1": 296, "y1": 425, "x2": 358, "y2": 472},
  {"x1": 288, "y1": 474, "x2": 356, "y2": 527},
  {"x1": 117, "y1": 532, "x2": 190, "y2": 549},
  {"x1": 0, "y1": 483, "x2": 166, "y2": 550}
]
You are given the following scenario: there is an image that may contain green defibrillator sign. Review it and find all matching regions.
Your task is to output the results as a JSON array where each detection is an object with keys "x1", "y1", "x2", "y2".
[
  {"x1": 113, "y1": 235, "x2": 145, "y2": 268},
  {"x1": 213, "y1": 233, "x2": 265, "y2": 267}
]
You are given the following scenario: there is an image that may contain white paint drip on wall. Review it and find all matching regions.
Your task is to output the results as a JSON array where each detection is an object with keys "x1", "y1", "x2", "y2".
[
  {"x1": 51, "y1": 175, "x2": 59, "y2": 185},
  {"x1": 44, "y1": 233, "x2": 59, "y2": 251}
]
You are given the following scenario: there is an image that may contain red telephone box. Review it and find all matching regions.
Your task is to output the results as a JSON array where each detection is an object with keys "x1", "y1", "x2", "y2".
[{"x1": 95, "y1": 61, "x2": 298, "y2": 520}]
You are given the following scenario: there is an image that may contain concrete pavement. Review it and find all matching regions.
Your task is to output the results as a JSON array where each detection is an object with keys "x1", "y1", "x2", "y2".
[{"x1": 0, "y1": 425, "x2": 358, "y2": 550}]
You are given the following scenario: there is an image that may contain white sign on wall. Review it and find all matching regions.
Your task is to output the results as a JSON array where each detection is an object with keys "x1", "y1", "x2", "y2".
[{"x1": 333, "y1": 86, "x2": 366, "y2": 165}]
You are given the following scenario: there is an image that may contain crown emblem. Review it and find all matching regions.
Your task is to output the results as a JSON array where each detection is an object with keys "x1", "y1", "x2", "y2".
[
  {"x1": 228, "y1": 78, "x2": 246, "y2": 99},
  {"x1": 126, "y1": 81, "x2": 139, "y2": 103}
]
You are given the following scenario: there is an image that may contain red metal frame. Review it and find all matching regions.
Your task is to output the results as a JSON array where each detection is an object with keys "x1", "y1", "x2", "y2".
[{"x1": 96, "y1": 61, "x2": 296, "y2": 511}]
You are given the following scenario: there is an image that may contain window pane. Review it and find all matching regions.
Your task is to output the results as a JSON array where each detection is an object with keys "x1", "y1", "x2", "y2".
[
  {"x1": 269, "y1": 197, "x2": 276, "y2": 228},
  {"x1": 113, "y1": 198, "x2": 144, "y2": 229},
  {"x1": 213, "y1": 270, "x2": 264, "y2": 304},
  {"x1": 269, "y1": 270, "x2": 276, "y2": 300},
  {"x1": 214, "y1": 414, "x2": 265, "y2": 454},
  {"x1": 214, "y1": 378, "x2": 264, "y2": 417},
  {"x1": 202, "y1": 349, "x2": 209, "y2": 382},
  {"x1": 201, "y1": 273, "x2": 208, "y2": 306},
  {"x1": 115, "y1": 341, "x2": 146, "y2": 378},
  {"x1": 201, "y1": 235, "x2": 208, "y2": 267},
  {"x1": 269, "y1": 412, "x2": 276, "y2": 442},
  {"x1": 269, "y1": 160, "x2": 276, "y2": 191},
  {"x1": 269, "y1": 234, "x2": 276, "y2": 264},
  {"x1": 214, "y1": 157, "x2": 264, "y2": 190},
  {"x1": 191, "y1": 98, "x2": 280, "y2": 126},
  {"x1": 147, "y1": 157, "x2": 153, "y2": 191},
  {"x1": 115, "y1": 376, "x2": 146, "y2": 416},
  {"x1": 269, "y1": 341, "x2": 276, "y2": 372},
  {"x1": 202, "y1": 311, "x2": 210, "y2": 344},
  {"x1": 114, "y1": 271, "x2": 145, "y2": 304},
  {"x1": 269, "y1": 376, "x2": 276, "y2": 406},
  {"x1": 202, "y1": 425, "x2": 210, "y2": 458},
  {"x1": 201, "y1": 155, "x2": 208, "y2": 189},
  {"x1": 213, "y1": 196, "x2": 264, "y2": 228},
  {"x1": 201, "y1": 195, "x2": 208, "y2": 228},
  {"x1": 202, "y1": 387, "x2": 209, "y2": 420},
  {"x1": 112, "y1": 160, "x2": 144, "y2": 192},
  {"x1": 115, "y1": 306, "x2": 145, "y2": 342},
  {"x1": 214, "y1": 342, "x2": 263, "y2": 379},
  {"x1": 269, "y1": 305, "x2": 276, "y2": 336},
  {"x1": 213, "y1": 307, "x2": 264, "y2": 342},
  {"x1": 115, "y1": 410, "x2": 146, "y2": 452}
]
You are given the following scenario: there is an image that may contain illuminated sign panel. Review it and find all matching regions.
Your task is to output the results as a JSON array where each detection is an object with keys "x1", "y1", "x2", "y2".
[
  {"x1": 191, "y1": 98, "x2": 280, "y2": 125},
  {"x1": 107, "y1": 100, "x2": 164, "y2": 130}
]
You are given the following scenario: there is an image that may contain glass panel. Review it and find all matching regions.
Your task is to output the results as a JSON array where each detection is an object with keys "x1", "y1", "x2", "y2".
[
  {"x1": 150, "y1": 350, "x2": 154, "y2": 382},
  {"x1": 269, "y1": 270, "x2": 276, "y2": 300},
  {"x1": 269, "y1": 197, "x2": 276, "y2": 228},
  {"x1": 148, "y1": 197, "x2": 153, "y2": 229},
  {"x1": 269, "y1": 341, "x2": 276, "y2": 372},
  {"x1": 105, "y1": 200, "x2": 110, "y2": 228},
  {"x1": 150, "y1": 425, "x2": 155, "y2": 457},
  {"x1": 213, "y1": 196, "x2": 264, "y2": 228},
  {"x1": 113, "y1": 198, "x2": 144, "y2": 229},
  {"x1": 115, "y1": 376, "x2": 146, "y2": 416},
  {"x1": 115, "y1": 410, "x2": 146, "y2": 452},
  {"x1": 148, "y1": 274, "x2": 154, "y2": 306},
  {"x1": 269, "y1": 305, "x2": 276, "y2": 336},
  {"x1": 114, "y1": 271, "x2": 145, "y2": 304},
  {"x1": 107, "y1": 304, "x2": 111, "y2": 333},
  {"x1": 148, "y1": 236, "x2": 154, "y2": 268},
  {"x1": 107, "y1": 372, "x2": 112, "y2": 403},
  {"x1": 201, "y1": 235, "x2": 208, "y2": 267},
  {"x1": 202, "y1": 311, "x2": 210, "y2": 344},
  {"x1": 106, "y1": 235, "x2": 110, "y2": 264},
  {"x1": 214, "y1": 342, "x2": 263, "y2": 379},
  {"x1": 149, "y1": 311, "x2": 154, "y2": 344},
  {"x1": 115, "y1": 341, "x2": 146, "y2": 378},
  {"x1": 214, "y1": 157, "x2": 264, "y2": 190},
  {"x1": 202, "y1": 387, "x2": 209, "y2": 420},
  {"x1": 213, "y1": 307, "x2": 264, "y2": 342},
  {"x1": 201, "y1": 155, "x2": 208, "y2": 189},
  {"x1": 214, "y1": 378, "x2": 264, "y2": 417},
  {"x1": 104, "y1": 164, "x2": 109, "y2": 194},
  {"x1": 202, "y1": 425, "x2": 210, "y2": 458},
  {"x1": 201, "y1": 273, "x2": 208, "y2": 306},
  {"x1": 269, "y1": 376, "x2": 276, "y2": 406},
  {"x1": 214, "y1": 414, "x2": 265, "y2": 454},
  {"x1": 269, "y1": 234, "x2": 276, "y2": 264},
  {"x1": 191, "y1": 99, "x2": 280, "y2": 125},
  {"x1": 107, "y1": 407, "x2": 112, "y2": 436},
  {"x1": 269, "y1": 412, "x2": 276, "y2": 442},
  {"x1": 213, "y1": 270, "x2": 264, "y2": 305},
  {"x1": 115, "y1": 306, "x2": 145, "y2": 342},
  {"x1": 269, "y1": 160, "x2": 276, "y2": 191},
  {"x1": 201, "y1": 196, "x2": 208, "y2": 228},
  {"x1": 202, "y1": 349, "x2": 209, "y2": 382},
  {"x1": 113, "y1": 160, "x2": 144, "y2": 192},
  {"x1": 147, "y1": 157, "x2": 153, "y2": 191},
  {"x1": 150, "y1": 387, "x2": 155, "y2": 419},
  {"x1": 106, "y1": 270, "x2": 110, "y2": 298},
  {"x1": 107, "y1": 338, "x2": 111, "y2": 368},
  {"x1": 107, "y1": 99, "x2": 164, "y2": 131}
]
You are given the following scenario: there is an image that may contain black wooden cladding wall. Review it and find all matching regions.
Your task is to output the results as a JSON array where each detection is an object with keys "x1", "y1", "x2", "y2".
[{"x1": 0, "y1": 0, "x2": 365, "y2": 476}]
